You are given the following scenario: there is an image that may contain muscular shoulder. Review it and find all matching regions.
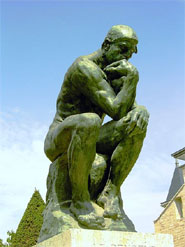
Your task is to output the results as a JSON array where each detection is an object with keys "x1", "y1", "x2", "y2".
[{"x1": 70, "y1": 56, "x2": 107, "y2": 82}]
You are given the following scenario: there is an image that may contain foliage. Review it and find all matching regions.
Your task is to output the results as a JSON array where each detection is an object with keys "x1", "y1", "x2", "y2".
[
  {"x1": 0, "y1": 239, "x2": 5, "y2": 247},
  {"x1": 0, "y1": 230, "x2": 15, "y2": 247},
  {"x1": 11, "y1": 189, "x2": 45, "y2": 247},
  {"x1": 6, "y1": 231, "x2": 16, "y2": 246}
]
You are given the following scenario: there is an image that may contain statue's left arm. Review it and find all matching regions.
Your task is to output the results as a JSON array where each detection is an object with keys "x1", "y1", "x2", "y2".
[{"x1": 104, "y1": 60, "x2": 149, "y2": 136}]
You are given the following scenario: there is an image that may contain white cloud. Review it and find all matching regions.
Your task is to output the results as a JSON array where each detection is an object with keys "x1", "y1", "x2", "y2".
[{"x1": 0, "y1": 110, "x2": 50, "y2": 241}]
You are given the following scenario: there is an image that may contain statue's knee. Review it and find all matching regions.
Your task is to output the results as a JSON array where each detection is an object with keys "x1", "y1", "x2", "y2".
[
  {"x1": 80, "y1": 113, "x2": 101, "y2": 129},
  {"x1": 44, "y1": 134, "x2": 56, "y2": 162}
]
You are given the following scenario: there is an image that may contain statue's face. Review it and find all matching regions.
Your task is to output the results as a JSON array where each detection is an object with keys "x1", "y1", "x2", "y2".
[{"x1": 104, "y1": 38, "x2": 138, "y2": 64}]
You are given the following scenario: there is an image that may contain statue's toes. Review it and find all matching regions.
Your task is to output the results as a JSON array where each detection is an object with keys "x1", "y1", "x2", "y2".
[{"x1": 103, "y1": 206, "x2": 123, "y2": 220}]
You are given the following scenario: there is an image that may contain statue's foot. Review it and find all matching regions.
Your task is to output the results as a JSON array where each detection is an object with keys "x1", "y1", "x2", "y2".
[
  {"x1": 97, "y1": 182, "x2": 122, "y2": 220},
  {"x1": 70, "y1": 201, "x2": 105, "y2": 229},
  {"x1": 98, "y1": 193, "x2": 122, "y2": 220}
]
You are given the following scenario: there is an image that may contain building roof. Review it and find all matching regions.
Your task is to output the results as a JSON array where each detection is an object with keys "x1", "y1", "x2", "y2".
[
  {"x1": 161, "y1": 165, "x2": 184, "y2": 206},
  {"x1": 154, "y1": 184, "x2": 184, "y2": 223},
  {"x1": 155, "y1": 148, "x2": 185, "y2": 221},
  {"x1": 161, "y1": 148, "x2": 185, "y2": 205},
  {"x1": 166, "y1": 166, "x2": 184, "y2": 201},
  {"x1": 171, "y1": 147, "x2": 185, "y2": 161}
]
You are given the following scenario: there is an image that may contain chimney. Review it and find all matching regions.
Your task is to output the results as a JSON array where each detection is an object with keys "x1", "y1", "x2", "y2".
[{"x1": 175, "y1": 158, "x2": 179, "y2": 168}]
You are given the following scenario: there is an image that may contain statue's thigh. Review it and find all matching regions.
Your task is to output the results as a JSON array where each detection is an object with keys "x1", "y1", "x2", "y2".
[
  {"x1": 45, "y1": 113, "x2": 101, "y2": 161},
  {"x1": 44, "y1": 120, "x2": 74, "y2": 161}
]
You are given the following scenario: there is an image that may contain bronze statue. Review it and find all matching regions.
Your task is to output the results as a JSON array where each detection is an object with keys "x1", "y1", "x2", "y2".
[{"x1": 38, "y1": 25, "x2": 149, "y2": 242}]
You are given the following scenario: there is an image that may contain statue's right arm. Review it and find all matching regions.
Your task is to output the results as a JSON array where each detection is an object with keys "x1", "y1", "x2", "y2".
[{"x1": 71, "y1": 58, "x2": 138, "y2": 120}]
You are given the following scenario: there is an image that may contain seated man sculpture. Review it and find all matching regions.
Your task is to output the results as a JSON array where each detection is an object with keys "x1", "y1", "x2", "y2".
[{"x1": 42, "y1": 25, "x2": 149, "y2": 237}]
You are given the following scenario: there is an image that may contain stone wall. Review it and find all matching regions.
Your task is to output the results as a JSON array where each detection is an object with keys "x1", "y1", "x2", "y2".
[{"x1": 154, "y1": 185, "x2": 185, "y2": 247}]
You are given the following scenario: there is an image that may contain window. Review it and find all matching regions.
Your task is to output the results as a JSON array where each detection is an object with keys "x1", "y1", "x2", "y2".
[{"x1": 175, "y1": 197, "x2": 183, "y2": 219}]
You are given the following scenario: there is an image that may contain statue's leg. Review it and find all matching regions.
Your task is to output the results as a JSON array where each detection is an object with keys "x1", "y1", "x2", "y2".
[
  {"x1": 44, "y1": 112, "x2": 105, "y2": 228},
  {"x1": 110, "y1": 131, "x2": 146, "y2": 188},
  {"x1": 96, "y1": 117, "x2": 147, "y2": 219}
]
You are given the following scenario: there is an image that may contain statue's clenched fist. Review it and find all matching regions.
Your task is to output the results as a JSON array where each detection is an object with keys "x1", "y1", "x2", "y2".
[{"x1": 104, "y1": 59, "x2": 138, "y2": 80}]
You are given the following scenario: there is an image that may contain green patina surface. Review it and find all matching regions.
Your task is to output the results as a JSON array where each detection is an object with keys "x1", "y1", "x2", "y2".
[{"x1": 38, "y1": 25, "x2": 149, "y2": 243}]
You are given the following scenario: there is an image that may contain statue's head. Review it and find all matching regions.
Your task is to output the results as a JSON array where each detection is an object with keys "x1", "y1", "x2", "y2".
[{"x1": 102, "y1": 25, "x2": 138, "y2": 64}]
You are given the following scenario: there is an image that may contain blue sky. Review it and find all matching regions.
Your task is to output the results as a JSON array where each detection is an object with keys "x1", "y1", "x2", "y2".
[{"x1": 1, "y1": 0, "x2": 185, "y2": 242}]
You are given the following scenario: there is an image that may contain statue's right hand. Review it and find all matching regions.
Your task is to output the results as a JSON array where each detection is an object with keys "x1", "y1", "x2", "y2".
[{"x1": 104, "y1": 59, "x2": 137, "y2": 79}]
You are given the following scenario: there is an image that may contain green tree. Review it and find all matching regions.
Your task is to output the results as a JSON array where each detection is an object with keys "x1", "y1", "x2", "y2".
[
  {"x1": 12, "y1": 189, "x2": 45, "y2": 247},
  {"x1": 6, "y1": 231, "x2": 16, "y2": 246},
  {"x1": 0, "y1": 239, "x2": 6, "y2": 247},
  {"x1": 0, "y1": 230, "x2": 16, "y2": 247}
]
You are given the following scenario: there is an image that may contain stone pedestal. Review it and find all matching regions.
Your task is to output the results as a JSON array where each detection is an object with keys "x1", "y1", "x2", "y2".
[
  {"x1": 38, "y1": 154, "x2": 135, "y2": 242},
  {"x1": 34, "y1": 229, "x2": 174, "y2": 247}
]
